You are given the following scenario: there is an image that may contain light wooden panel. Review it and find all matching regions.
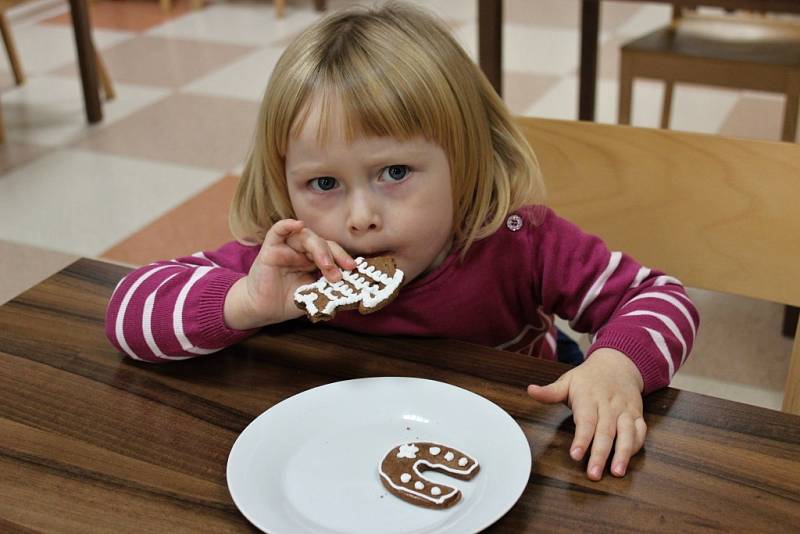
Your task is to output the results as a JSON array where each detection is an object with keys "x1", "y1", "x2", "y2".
[{"x1": 518, "y1": 117, "x2": 800, "y2": 309}]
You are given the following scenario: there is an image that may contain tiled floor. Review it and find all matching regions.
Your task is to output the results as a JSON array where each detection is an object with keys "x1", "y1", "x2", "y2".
[{"x1": 0, "y1": 0, "x2": 794, "y2": 410}]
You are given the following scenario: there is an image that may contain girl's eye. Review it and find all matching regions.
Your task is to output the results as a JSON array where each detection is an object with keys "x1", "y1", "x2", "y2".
[
  {"x1": 310, "y1": 177, "x2": 338, "y2": 192},
  {"x1": 381, "y1": 165, "x2": 410, "y2": 182}
]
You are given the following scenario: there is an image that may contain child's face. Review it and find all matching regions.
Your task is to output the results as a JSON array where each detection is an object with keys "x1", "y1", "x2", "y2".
[{"x1": 285, "y1": 97, "x2": 454, "y2": 284}]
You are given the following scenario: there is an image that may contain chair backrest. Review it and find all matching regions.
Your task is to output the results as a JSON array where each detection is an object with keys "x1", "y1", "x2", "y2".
[{"x1": 516, "y1": 117, "x2": 800, "y2": 411}]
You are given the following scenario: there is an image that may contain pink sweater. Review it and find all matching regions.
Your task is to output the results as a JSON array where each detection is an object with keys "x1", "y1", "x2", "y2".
[{"x1": 106, "y1": 206, "x2": 699, "y2": 394}]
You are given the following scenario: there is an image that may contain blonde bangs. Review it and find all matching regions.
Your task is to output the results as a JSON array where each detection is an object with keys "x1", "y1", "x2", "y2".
[{"x1": 230, "y1": 2, "x2": 545, "y2": 250}]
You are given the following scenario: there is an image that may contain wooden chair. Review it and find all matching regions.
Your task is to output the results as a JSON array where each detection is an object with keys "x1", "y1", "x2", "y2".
[
  {"x1": 618, "y1": 9, "x2": 800, "y2": 143},
  {"x1": 515, "y1": 116, "x2": 800, "y2": 414},
  {"x1": 0, "y1": 0, "x2": 114, "y2": 143},
  {"x1": 618, "y1": 8, "x2": 800, "y2": 337}
]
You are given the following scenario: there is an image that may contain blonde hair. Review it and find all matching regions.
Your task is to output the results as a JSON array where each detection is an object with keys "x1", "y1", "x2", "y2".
[{"x1": 230, "y1": 1, "x2": 545, "y2": 253}]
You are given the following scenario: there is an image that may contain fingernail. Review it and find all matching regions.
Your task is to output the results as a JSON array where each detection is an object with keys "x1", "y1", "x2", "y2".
[
  {"x1": 613, "y1": 463, "x2": 626, "y2": 476},
  {"x1": 590, "y1": 465, "x2": 602, "y2": 479},
  {"x1": 322, "y1": 255, "x2": 333, "y2": 267},
  {"x1": 570, "y1": 447, "x2": 582, "y2": 460}
]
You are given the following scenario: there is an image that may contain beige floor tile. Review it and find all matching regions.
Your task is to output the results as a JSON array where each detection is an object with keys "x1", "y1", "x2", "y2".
[
  {"x1": 102, "y1": 173, "x2": 239, "y2": 265},
  {"x1": 0, "y1": 239, "x2": 77, "y2": 305},
  {"x1": 2, "y1": 76, "x2": 169, "y2": 147},
  {"x1": 50, "y1": 36, "x2": 258, "y2": 89},
  {"x1": 182, "y1": 46, "x2": 283, "y2": 102},
  {"x1": 503, "y1": 72, "x2": 563, "y2": 116},
  {"x1": 718, "y1": 92, "x2": 788, "y2": 142},
  {"x1": 0, "y1": 140, "x2": 49, "y2": 175},
  {"x1": 680, "y1": 289, "x2": 791, "y2": 391},
  {"x1": 0, "y1": 148, "x2": 220, "y2": 256},
  {"x1": 70, "y1": 92, "x2": 259, "y2": 171},
  {"x1": 146, "y1": 3, "x2": 324, "y2": 46}
]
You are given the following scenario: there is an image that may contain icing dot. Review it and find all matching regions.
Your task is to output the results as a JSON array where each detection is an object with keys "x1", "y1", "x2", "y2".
[
  {"x1": 415, "y1": 481, "x2": 424, "y2": 490},
  {"x1": 400, "y1": 473, "x2": 411, "y2": 483},
  {"x1": 429, "y1": 447, "x2": 441, "y2": 455},
  {"x1": 397, "y1": 443, "x2": 419, "y2": 459},
  {"x1": 444, "y1": 451, "x2": 455, "y2": 461},
  {"x1": 458, "y1": 457, "x2": 468, "y2": 466},
  {"x1": 431, "y1": 487, "x2": 441, "y2": 496}
]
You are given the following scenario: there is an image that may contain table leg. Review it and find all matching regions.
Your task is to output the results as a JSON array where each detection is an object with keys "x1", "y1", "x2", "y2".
[
  {"x1": 579, "y1": 0, "x2": 600, "y2": 121},
  {"x1": 478, "y1": 0, "x2": 502, "y2": 97},
  {"x1": 69, "y1": 0, "x2": 102, "y2": 123}
]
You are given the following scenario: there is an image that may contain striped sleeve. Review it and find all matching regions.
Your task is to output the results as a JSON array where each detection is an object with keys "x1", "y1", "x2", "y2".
[
  {"x1": 530, "y1": 208, "x2": 700, "y2": 394},
  {"x1": 105, "y1": 242, "x2": 260, "y2": 362}
]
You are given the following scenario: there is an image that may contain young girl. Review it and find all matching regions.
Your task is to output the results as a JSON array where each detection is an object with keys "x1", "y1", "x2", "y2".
[{"x1": 106, "y1": 2, "x2": 698, "y2": 482}]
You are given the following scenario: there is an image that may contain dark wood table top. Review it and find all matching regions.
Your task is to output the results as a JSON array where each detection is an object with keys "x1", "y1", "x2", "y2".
[{"x1": 1, "y1": 258, "x2": 799, "y2": 532}]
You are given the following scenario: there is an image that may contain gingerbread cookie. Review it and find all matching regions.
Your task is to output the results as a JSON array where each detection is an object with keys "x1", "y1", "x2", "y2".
[
  {"x1": 293, "y1": 256, "x2": 404, "y2": 322},
  {"x1": 378, "y1": 442, "x2": 480, "y2": 509}
]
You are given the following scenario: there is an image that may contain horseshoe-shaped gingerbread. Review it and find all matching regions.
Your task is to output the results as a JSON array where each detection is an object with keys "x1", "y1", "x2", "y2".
[{"x1": 378, "y1": 442, "x2": 480, "y2": 508}]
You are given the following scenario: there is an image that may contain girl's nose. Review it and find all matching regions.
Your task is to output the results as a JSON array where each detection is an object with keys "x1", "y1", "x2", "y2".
[{"x1": 347, "y1": 191, "x2": 382, "y2": 234}]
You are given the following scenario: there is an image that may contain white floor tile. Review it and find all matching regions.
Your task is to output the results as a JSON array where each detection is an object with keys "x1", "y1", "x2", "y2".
[
  {"x1": 1, "y1": 76, "x2": 169, "y2": 147},
  {"x1": 182, "y1": 46, "x2": 283, "y2": 102},
  {"x1": 453, "y1": 23, "x2": 582, "y2": 76},
  {"x1": 147, "y1": 4, "x2": 323, "y2": 46},
  {"x1": 668, "y1": 85, "x2": 741, "y2": 134},
  {"x1": 0, "y1": 149, "x2": 220, "y2": 257},
  {"x1": 0, "y1": 24, "x2": 133, "y2": 77}
]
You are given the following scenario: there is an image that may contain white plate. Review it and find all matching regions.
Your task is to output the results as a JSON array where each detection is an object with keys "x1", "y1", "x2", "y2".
[{"x1": 227, "y1": 377, "x2": 531, "y2": 533}]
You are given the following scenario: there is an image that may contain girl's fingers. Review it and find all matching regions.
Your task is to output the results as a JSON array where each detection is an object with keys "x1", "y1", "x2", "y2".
[
  {"x1": 264, "y1": 219, "x2": 303, "y2": 247},
  {"x1": 634, "y1": 416, "x2": 647, "y2": 451},
  {"x1": 610, "y1": 413, "x2": 637, "y2": 477},
  {"x1": 569, "y1": 400, "x2": 597, "y2": 462},
  {"x1": 527, "y1": 378, "x2": 569, "y2": 405},
  {"x1": 327, "y1": 241, "x2": 356, "y2": 271},
  {"x1": 587, "y1": 411, "x2": 616, "y2": 481},
  {"x1": 267, "y1": 246, "x2": 315, "y2": 269},
  {"x1": 292, "y1": 231, "x2": 342, "y2": 282}
]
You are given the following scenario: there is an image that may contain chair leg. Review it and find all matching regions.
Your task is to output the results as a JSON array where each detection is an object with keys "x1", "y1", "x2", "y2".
[
  {"x1": 276, "y1": 0, "x2": 285, "y2": 18},
  {"x1": 782, "y1": 320, "x2": 800, "y2": 414},
  {"x1": 661, "y1": 81, "x2": 674, "y2": 129},
  {"x1": 0, "y1": 100, "x2": 5, "y2": 144},
  {"x1": 312, "y1": 0, "x2": 326, "y2": 11},
  {"x1": 618, "y1": 53, "x2": 633, "y2": 125},
  {"x1": 160, "y1": 0, "x2": 171, "y2": 12},
  {"x1": 0, "y1": 13, "x2": 25, "y2": 86},
  {"x1": 781, "y1": 92, "x2": 798, "y2": 143},
  {"x1": 95, "y1": 50, "x2": 115, "y2": 101},
  {"x1": 784, "y1": 306, "x2": 799, "y2": 338}
]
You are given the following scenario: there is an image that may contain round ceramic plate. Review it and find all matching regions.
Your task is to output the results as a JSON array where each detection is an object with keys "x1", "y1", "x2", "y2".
[{"x1": 227, "y1": 377, "x2": 531, "y2": 533}]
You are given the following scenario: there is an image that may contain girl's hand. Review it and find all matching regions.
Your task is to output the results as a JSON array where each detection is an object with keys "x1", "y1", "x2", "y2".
[
  {"x1": 527, "y1": 348, "x2": 647, "y2": 481},
  {"x1": 224, "y1": 219, "x2": 355, "y2": 330}
]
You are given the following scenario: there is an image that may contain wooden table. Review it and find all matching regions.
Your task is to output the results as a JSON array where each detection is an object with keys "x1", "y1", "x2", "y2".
[
  {"x1": 1, "y1": 259, "x2": 799, "y2": 531},
  {"x1": 478, "y1": 0, "x2": 800, "y2": 121}
]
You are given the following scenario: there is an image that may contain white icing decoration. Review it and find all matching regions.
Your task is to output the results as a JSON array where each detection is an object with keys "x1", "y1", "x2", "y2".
[
  {"x1": 294, "y1": 256, "x2": 404, "y2": 317},
  {"x1": 444, "y1": 452, "x2": 455, "y2": 461},
  {"x1": 458, "y1": 457, "x2": 468, "y2": 466},
  {"x1": 400, "y1": 473, "x2": 411, "y2": 483},
  {"x1": 431, "y1": 487, "x2": 441, "y2": 496},
  {"x1": 429, "y1": 447, "x2": 441, "y2": 455},
  {"x1": 415, "y1": 481, "x2": 424, "y2": 490},
  {"x1": 397, "y1": 443, "x2": 419, "y2": 459}
]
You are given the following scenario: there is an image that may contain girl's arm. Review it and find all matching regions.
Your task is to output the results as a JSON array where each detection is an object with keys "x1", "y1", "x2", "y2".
[
  {"x1": 529, "y1": 208, "x2": 700, "y2": 394},
  {"x1": 525, "y1": 207, "x2": 700, "y2": 481},
  {"x1": 105, "y1": 241, "x2": 261, "y2": 362}
]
